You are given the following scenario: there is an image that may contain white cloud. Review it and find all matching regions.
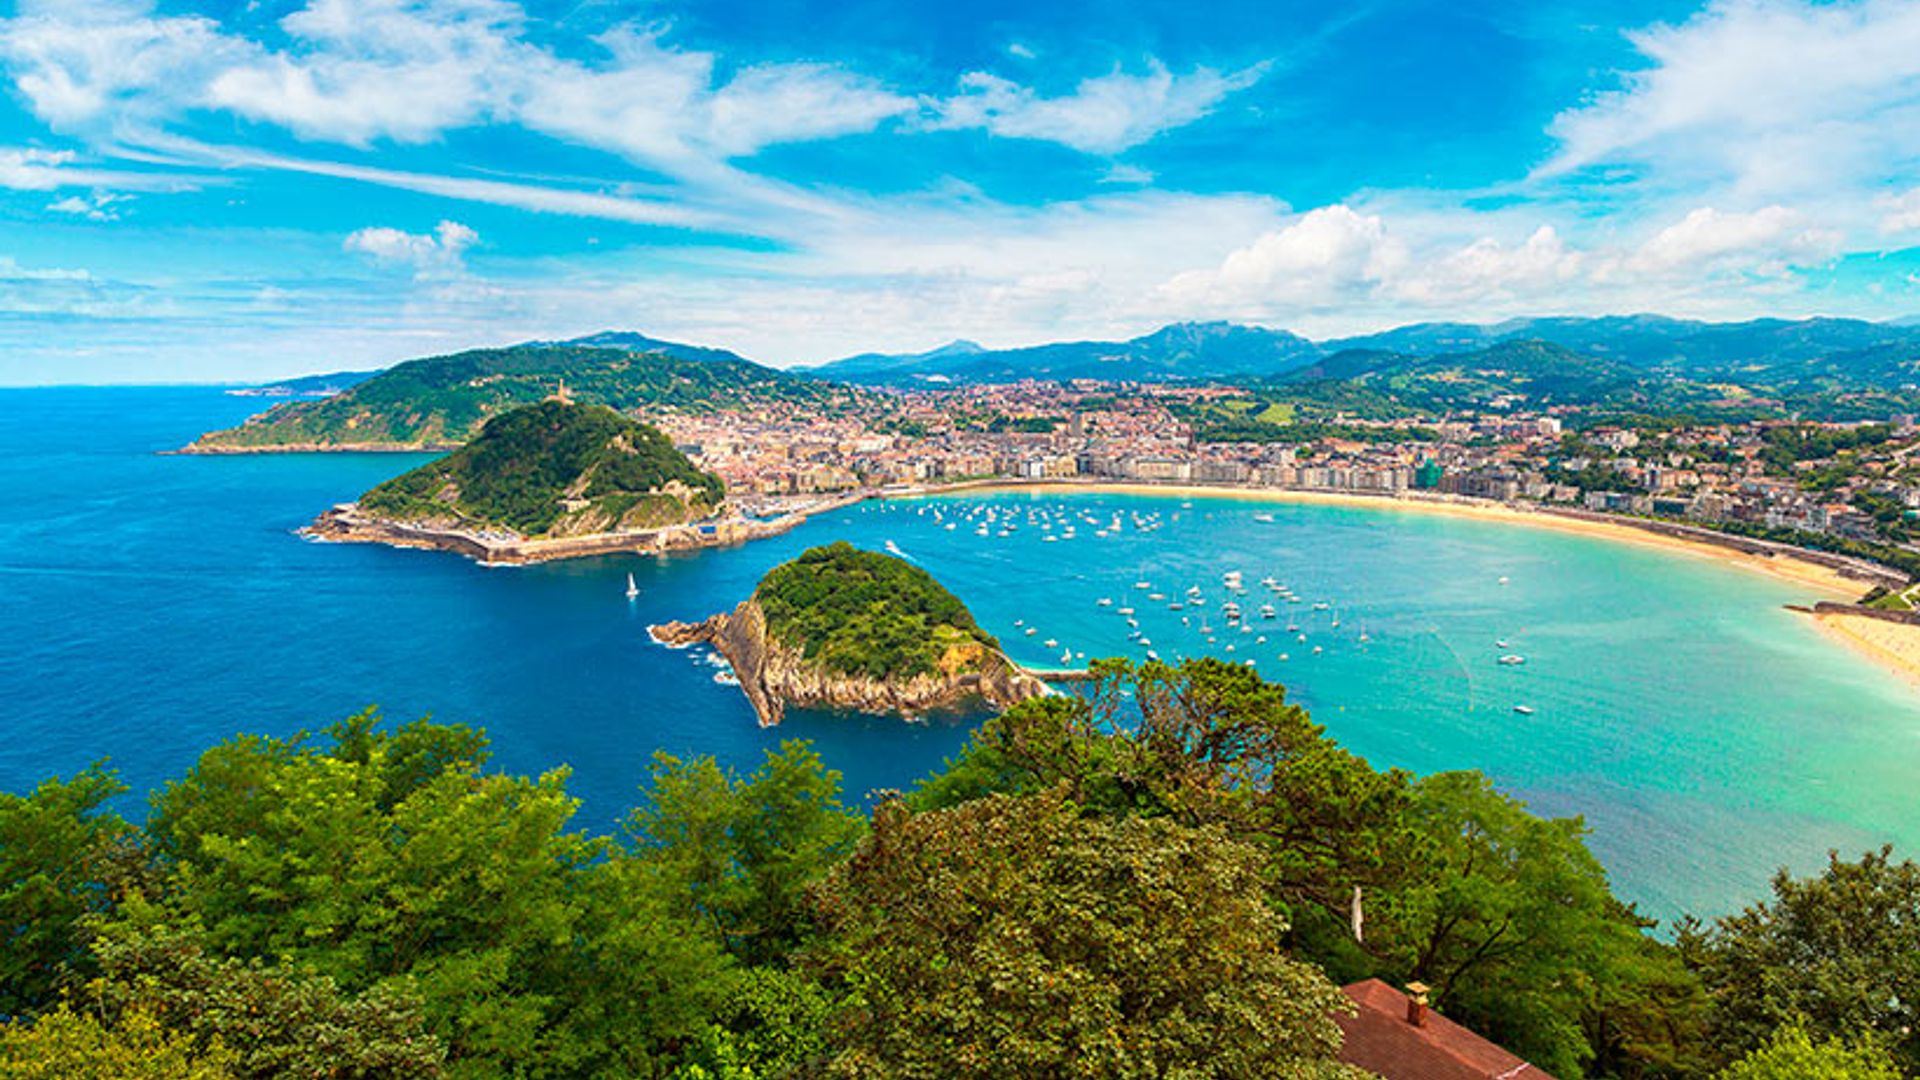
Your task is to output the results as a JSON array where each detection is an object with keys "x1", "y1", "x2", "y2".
[
  {"x1": 1619, "y1": 206, "x2": 1840, "y2": 275},
  {"x1": 46, "y1": 190, "x2": 128, "y2": 220},
  {"x1": 935, "y1": 61, "x2": 1267, "y2": 154},
  {"x1": 1543, "y1": 0, "x2": 1920, "y2": 201},
  {"x1": 1882, "y1": 187, "x2": 1920, "y2": 234},
  {"x1": 344, "y1": 220, "x2": 478, "y2": 276},
  {"x1": 1397, "y1": 226, "x2": 1583, "y2": 305},
  {"x1": 0, "y1": 144, "x2": 196, "y2": 193},
  {"x1": 1159, "y1": 205, "x2": 1404, "y2": 310}
]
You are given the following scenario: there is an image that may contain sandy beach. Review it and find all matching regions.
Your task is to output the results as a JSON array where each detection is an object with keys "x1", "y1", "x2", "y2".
[{"x1": 1809, "y1": 611, "x2": 1920, "y2": 689}]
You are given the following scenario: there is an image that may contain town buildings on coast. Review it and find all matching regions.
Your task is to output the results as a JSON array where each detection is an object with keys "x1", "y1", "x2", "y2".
[{"x1": 652, "y1": 379, "x2": 1920, "y2": 557}]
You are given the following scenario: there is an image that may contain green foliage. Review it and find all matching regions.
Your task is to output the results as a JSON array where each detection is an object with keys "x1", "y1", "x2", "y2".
[
  {"x1": 668, "y1": 967, "x2": 834, "y2": 1080},
  {"x1": 194, "y1": 345, "x2": 865, "y2": 450},
  {"x1": 135, "y1": 710, "x2": 733, "y2": 1078},
  {"x1": 86, "y1": 905, "x2": 446, "y2": 1079},
  {"x1": 809, "y1": 788, "x2": 1363, "y2": 1079},
  {"x1": 0, "y1": 1005, "x2": 235, "y2": 1080},
  {"x1": 0, "y1": 765, "x2": 130, "y2": 1016},
  {"x1": 359, "y1": 400, "x2": 724, "y2": 536},
  {"x1": 1714, "y1": 1022, "x2": 1899, "y2": 1080},
  {"x1": 1373, "y1": 772, "x2": 1708, "y2": 1078},
  {"x1": 1681, "y1": 846, "x2": 1920, "y2": 1072},
  {"x1": 625, "y1": 742, "x2": 865, "y2": 966},
  {"x1": 755, "y1": 542, "x2": 998, "y2": 680},
  {"x1": 912, "y1": 658, "x2": 1415, "y2": 930}
]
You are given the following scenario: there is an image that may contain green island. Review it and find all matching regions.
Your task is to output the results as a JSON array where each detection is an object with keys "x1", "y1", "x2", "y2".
[
  {"x1": 3, "y1": 661, "x2": 1914, "y2": 1078},
  {"x1": 354, "y1": 401, "x2": 724, "y2": 538},
  {"x1": 186, "y1": 343, "x2": 867, "y2": 452},
  {"x1": 651, "y1": 543, "x2": 1044, "y2": 726},
  {"x1": 755, "y1": 541, "x2": 999, "y2": 680}
]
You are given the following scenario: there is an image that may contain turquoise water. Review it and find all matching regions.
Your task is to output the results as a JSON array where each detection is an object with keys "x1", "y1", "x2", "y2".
[{"x1": 3, "y1": 387, "x2": 1918, "y2": 921}]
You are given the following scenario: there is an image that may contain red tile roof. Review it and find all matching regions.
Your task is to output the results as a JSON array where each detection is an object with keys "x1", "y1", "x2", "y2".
[{"x1": 1336, "y1": 979, "x2": 1556, "y2": 1080}]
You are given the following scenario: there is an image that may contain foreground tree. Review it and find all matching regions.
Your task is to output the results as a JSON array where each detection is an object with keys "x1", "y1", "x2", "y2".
[
  {"x1": 0, "y1": 766, "x2": 130, "y2": 1015},
  {"x1": 809, "y1": 788, "x2": 1363, "y2": 1079},
  {"x1": 1713, "y1": 1022, "x2": 1899, "y2": 1080},
  {"x1": 0, "y1": 1005, "x2": 234, "y2": 1080},
  {"x1": 912, "y1": 658, "x2": 1416, "y2": 929},
  {"x1": 1682, "y1": 846, "x2": 1920, "y2": 1070}
]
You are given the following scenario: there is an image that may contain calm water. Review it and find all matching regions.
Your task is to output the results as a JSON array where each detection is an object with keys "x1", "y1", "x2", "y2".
[{"x1": 3, "y1": 387, "x2": 1918, "y2": 921}]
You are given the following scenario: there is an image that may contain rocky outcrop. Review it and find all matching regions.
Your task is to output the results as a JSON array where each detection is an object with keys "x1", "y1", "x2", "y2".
[{"x1": 651, "y1": 598, "x2": 1050, "y2": 726}]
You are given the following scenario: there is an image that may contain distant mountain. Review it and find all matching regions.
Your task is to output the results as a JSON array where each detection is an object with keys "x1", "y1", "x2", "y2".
[
  {"x1": 226, "y1": 369, "x2": 381, "y2": 398},
  {"x1": 809, "y1": 321, "x2": 1320, "y2": 384},
  {"x1": 1285, "y1": 339, "x2": 1649, "y2": 405},
  {"x1": 809, "y1": 315, "x2": 1920, "y2": 389},
  {"x1": 534, "y1": 330, "x2": 757, "y2": 366},
  {"x1": 186, "y1": 343, "x2": 861, "y2": 452},
  {"x1": 825, "y1": 339, "x2": 986, "y2": 379}
]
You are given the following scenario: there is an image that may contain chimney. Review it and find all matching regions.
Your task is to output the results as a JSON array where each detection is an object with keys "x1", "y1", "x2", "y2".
[{"x1": 1405, "y1": 982, "x2": 1430, "y2": 1028}]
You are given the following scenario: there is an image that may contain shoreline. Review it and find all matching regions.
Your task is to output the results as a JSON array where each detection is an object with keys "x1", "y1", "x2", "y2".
[
  {"x1": 302, "y1": 471, "x2": 1920, "y2": 687},
  {"x1": 301, "y1": 494, "x2": 863, "y2": 565}
]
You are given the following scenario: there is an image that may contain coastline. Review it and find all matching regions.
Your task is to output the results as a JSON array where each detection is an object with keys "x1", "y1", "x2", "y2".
[
  {"x1": 302, "y1": 494, "x2": 862, "y2": 565},
  {"x1": 302, "y1": 470, "x2": 1920, "y2": 687}
]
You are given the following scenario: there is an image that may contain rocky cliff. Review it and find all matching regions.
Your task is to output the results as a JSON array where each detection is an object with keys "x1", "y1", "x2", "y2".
[{"x1": 651, "y1": 597, "x2": 1049, "y2": 726}]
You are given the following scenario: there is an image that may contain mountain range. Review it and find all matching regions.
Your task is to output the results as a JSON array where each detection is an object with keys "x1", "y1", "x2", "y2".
[{"x1": 803, "y1": 315, "x2": 1920, "y2": 389}]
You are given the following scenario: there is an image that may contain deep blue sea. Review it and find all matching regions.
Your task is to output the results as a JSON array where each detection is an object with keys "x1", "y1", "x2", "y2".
[{"x1": 4, "y1": 386, "x2": 1919, "y2": 922}]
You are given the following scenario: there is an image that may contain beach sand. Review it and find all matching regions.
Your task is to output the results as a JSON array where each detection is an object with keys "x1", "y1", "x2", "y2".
[{"x1": 1811, "y1": 613, "x2": 1920, "y2": 689}]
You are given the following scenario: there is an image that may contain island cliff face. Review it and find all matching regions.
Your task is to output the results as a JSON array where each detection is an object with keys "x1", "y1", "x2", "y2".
[
  {"x1": 651, "y1": 542, "x2": 1048, "y2": 726},
  {"x1": 652, "y1": 598, "x2": 1047, "y2": 726}
]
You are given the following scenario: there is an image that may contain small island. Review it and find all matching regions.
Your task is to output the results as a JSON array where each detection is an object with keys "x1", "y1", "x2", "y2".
[
  {"x1": 306, "y1": 400, "x2": 784, "y2": 563},
  {"x1": 652, "y1": 541, "x2": 1049, "y2": 725}
]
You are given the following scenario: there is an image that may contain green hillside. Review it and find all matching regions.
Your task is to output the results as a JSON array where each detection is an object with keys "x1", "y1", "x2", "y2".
[
  {"x1": 358, "y1": 401, "x2": 724, "y2": 537},
  {"x1": 755, "y1": 541, "x2": 999, "y2": 680},
  {"x1": 190, "y1": 344, "x2": 863, "y2": 450}
]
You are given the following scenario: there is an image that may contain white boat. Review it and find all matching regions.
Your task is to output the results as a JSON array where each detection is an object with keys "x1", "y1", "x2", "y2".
[
  {"x1": 1169, "y1": 602, "x2": 1185, "y2": 611},
  {"x1": 1253, "y1": 512, "x2": 1275, "y2": 523},
  {"x1": 1061, "y1": 650, "x2": 1072, "y2": 663},
  {"x1": 1498, "y1": 654, "x2": 1526, "y2": 666},
  {"x1": 1139, "y1": 637, "x2": 1152, "y2": 647},
  {"x1": 1312, "y1": 601, "x2": 1330, "y2": 611},
  {"x1": 1044, "y1": 639, "x2": 1058, "y2": 648},
  {"x1": 1134, "y1": 580, "x2": 1152, "y2": 589},
  {"x1": 1312, "y1": 645, "x2": 1323, "y2": 654},
  {"x1": 1118, "y1": 607, "x2": 1135, "y2": 616},
  {"x1": 1025, "y1": 628, "x2": 1037, "y2": 636},
  {"x1": 625, "y1": 573, "x2": 640, "y2": 599},
  {"x1": 1513, "y1": 705, "x2": 1535, "y2": 715},
  {"x1": 1495, "y1": 639, "x2": 1509, "y2": 648},
  {"x1": 1278, "y1": 652, "x2": 1290, "y2": 661},
  {"x1": 1260, "y1": 604, "x2": 1276, "y2": 619},
  {"x1": 1096, "y1": 597, "x2": 1113, "y2": 607},
  {"x1": 1148, "y1": 592, "x2": 1166, "y2": 601},
  {"x1": 1146, "y1": 650, "x2": 1161, "y2": 662},
  {"x1": 1499, "y1": 576, "x2": 1511, "y2": 585}
]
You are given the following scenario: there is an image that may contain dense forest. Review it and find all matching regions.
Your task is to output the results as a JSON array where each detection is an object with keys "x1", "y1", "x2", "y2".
[
  {"x1": 755, "y1": 542, "x2": 999, "y2": 681},
  {"x1": 359, "y1": 402, "x2": 725, "y2": 537},
  {"x1": 1, "y1": 659, "x2": 1913, "y2": 1078},
  {"x1": 190, "y1": 345, "x2": 872, "y2": 451}
]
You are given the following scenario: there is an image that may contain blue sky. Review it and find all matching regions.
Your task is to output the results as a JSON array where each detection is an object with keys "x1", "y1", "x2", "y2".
[{"x1": 2, "y1": 0, "x2": 1919, "y2": 382}]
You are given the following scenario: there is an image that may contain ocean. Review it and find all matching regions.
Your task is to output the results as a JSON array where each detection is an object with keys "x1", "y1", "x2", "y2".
[{"x1": 3, "y1": 386, "x2": 1917, "y2": 922}]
